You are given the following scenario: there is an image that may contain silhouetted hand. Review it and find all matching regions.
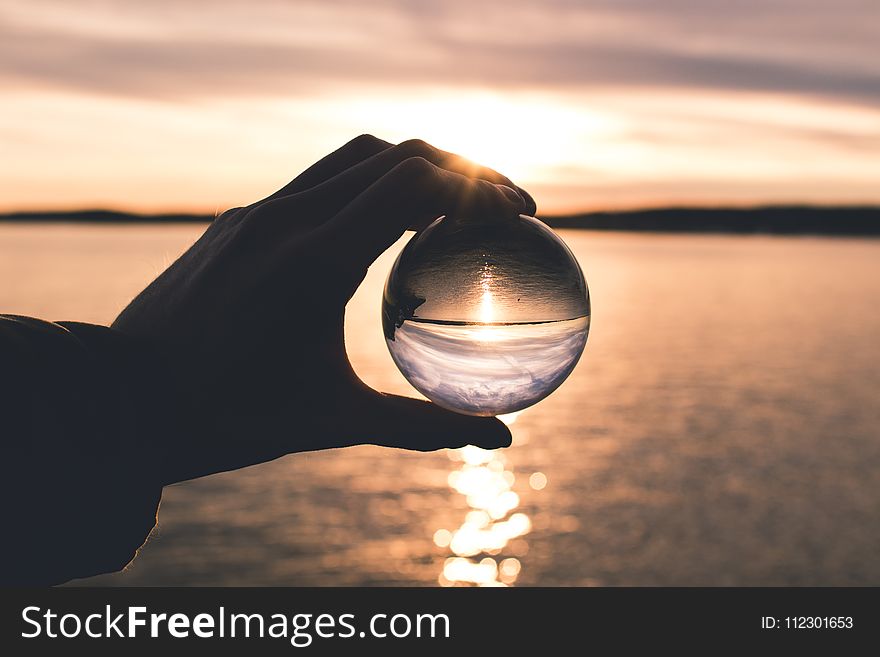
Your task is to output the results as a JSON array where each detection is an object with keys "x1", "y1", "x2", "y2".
[{"x1": 113, "y1": 136, "x2": 537, "y2": 485}]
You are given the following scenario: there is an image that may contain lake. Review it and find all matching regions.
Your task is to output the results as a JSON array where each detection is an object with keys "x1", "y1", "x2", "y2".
[{"x1": 2, "y1": 224, "x2": 879, "y2": 586}]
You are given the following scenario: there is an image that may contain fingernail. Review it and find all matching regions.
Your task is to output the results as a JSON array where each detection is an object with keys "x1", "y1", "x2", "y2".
[
  {"x1": 519, "y1": 188, "x2": 537, "y2": 215},
  {"x1": 496, "y1": 184, "x2": 525, "y2": 207}
]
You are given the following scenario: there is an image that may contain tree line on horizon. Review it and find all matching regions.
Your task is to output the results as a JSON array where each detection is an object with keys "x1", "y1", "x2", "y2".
[{"x1": 1, "y1": 206, "x2": 878, "y2": 236}]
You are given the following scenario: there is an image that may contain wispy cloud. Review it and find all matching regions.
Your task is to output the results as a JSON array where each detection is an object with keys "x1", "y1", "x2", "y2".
[
  {"x1": 1, "y1": 0, "x2": 877, "y2": 102},
  {"x1": 0, "y1": 0, "x2": 878, "y2": 211}
]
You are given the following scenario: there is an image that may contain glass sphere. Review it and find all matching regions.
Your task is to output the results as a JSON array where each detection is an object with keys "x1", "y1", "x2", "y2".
[{"x1": 382, "y1": 214, "x2": 590, "y2": 416}]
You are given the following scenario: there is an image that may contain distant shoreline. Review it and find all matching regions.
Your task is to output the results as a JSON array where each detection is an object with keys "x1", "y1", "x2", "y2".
[
  {"x1": 2, "y1": 206, "x2": 879, "y2": 236},
  {"x1": 545, "y1": 206, "x2": 880, "y2": 236}
]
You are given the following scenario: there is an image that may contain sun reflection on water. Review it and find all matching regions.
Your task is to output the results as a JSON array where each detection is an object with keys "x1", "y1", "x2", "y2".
[
  {"x1": 436, "y1": 414, "x2": 537, "y2": 586},
  {"x1": 474, "y1": 262, "x2": 499, "y2": 342}
]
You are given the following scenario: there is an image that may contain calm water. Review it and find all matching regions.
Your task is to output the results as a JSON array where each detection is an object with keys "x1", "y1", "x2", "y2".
[{"x1": 2, "y1": 224, "x2": 879, "y2": 586}]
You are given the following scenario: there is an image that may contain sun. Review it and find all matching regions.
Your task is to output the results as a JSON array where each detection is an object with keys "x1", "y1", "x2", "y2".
[
  {"x1": 408, "y1": 94, "x2": 574, "y2": 181},
  {"x1": 424, "y1": 109, "x2": 537, "y2": 179},
  {"x1": 339, "y1": 91, "x2": 615, "y2": 184}
]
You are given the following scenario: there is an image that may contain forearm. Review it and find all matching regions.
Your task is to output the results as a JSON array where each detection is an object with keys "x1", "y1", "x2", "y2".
[{"x1": 0, "y1": 315, "x2": 166, "y2": 585}]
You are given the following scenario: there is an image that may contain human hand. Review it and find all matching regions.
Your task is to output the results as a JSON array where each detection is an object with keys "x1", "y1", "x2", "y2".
[{"x1": 113, "y1": 135, "x2": 536, "y2": 485}]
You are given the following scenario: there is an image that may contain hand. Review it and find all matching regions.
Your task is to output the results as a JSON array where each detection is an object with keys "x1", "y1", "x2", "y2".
[{"x1": 113, "y1": 135, "x2": 536, "y2": 485}]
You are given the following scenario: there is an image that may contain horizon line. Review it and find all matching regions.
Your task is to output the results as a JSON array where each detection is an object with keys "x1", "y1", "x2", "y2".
[
  {"x1": 2, "y1": 202, "x2": 880, "y2": 221},
  {"x1": 1, "y1": 205, "x2": 879, "y2": 237}
]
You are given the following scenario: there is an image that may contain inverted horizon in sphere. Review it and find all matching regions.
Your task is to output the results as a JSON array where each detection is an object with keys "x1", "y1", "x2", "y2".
[{"x1": 383, "y1": 214, "x2": 591, "y2": 416}]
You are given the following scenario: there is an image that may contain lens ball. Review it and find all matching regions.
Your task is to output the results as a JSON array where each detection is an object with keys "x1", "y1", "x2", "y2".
[{"x1": 383, "y1": 214, "x2": 590, "y2": 416}]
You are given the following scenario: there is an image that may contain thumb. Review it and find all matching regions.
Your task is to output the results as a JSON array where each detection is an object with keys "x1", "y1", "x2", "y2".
[{"x1": 353, "y1": 392, "x2": 512, "y2": 452}]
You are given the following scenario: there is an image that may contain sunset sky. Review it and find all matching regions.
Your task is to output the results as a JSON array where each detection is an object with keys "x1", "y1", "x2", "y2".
[{"x1": 1, "y1": 0, "x2": 878, "y2": 214}]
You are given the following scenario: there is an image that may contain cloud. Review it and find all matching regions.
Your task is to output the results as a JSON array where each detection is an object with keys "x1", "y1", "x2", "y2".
[
  {"x1": 1, "y1": 0, "x2": 877, "y2": 212},
  {"x1": 0, "y1": 0, "x2": 877, "y2": 105}
]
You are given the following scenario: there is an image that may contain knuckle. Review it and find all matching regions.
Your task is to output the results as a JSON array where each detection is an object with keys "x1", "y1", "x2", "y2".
[
  {"x1": 397, "y1": 138, "x2": 436, "y2": 158},
  {"x1": 348, "y1": 133, "x2": 382, "y2": 152},
  {"x1": 477, "y1": 177, "x2": 501, "y2": 197},
  {"x1": 215, "y1": 206, "x2": 244, "y2": 222},
  {"x1": 393, "y1": 156, "x2": 437, "y2": 182},
  {"x1": 246, "y1": 201, "x2": 271, "y2": 219},
  {"x1": 243, "y1": 199, "x2": 284, "y2": 226}
]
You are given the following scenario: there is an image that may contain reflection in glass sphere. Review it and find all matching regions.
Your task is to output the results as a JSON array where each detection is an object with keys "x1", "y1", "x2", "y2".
[{"x1": 383, "y1": 214, "x2": 590, "y2": 416}]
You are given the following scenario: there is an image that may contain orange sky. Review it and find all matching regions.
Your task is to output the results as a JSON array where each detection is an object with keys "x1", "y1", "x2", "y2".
[{"x1": 1, "y1": 0, "x2": 878, "y2": 214}]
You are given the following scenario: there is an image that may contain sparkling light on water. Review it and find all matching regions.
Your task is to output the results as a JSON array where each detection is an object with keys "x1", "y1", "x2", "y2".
[{"x1": 437, "y1": 446, "x2": 534, "y2": 587}]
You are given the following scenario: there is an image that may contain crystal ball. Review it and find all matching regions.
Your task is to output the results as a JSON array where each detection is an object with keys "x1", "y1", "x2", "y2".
[{"x1": 382, "y1": 214, "x2": 590, "y2": 416}]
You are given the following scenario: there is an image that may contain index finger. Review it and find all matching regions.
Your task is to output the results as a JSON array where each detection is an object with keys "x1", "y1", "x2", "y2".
[{"x1": 309, "y1": 156, "x2": 528, "y2": 271}]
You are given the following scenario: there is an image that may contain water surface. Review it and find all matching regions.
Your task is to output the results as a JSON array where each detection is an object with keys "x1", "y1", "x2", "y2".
[{"x1": 2, "y1": 224, "x2": 879, "y2": 585}]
